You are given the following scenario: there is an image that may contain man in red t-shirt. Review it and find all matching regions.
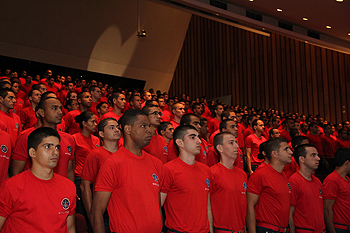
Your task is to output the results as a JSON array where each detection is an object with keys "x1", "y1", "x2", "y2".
[
  {"x1": 243, "y1": 115, "x2": 258, "y2": 142},
  {"x1": 208, "y1": 104, "x2": 224, "y2": 134},
  {"x1": 210, "y1": 132, "x2": 247, "y2": 232},
  {"x1": 158, "y1": 97, "x2": 171, "y2": 122},
  {"x1": 335, "y1": 128, "x2": 350, "y2": 150},
  {"x1": 280, "y1": 117, "x2": 295, "y2": 142},
  {"x1": 157, "y1": 121, "x2": 173, "y2": 144},
  {"x1": 90, "y1": 110, "x2": 163, "y2": 233},
  {"x1": 89, "y1": 85, "x2": 101, "y2": 116},
  {"x1": 19, "y1": 89, "x2": 41, "y2": 130},
  {"x1": 161, "y1": 125, "x2": 212, "y2": 233},
  {"x1": 289, "y1": 144, "x2": 325, "y2": 233},
  {"x1": 247, "y1": 137, "x2": 292, "y2": 233},
  {"x1": 0, "y1": 127, "x2": 76, "y2": 232},
  {"x1": 81, "y1": 118, "x2": 120, "y2": 231},
  {"x1": 321, "y1": 124, "x2": 337, "y2": 174},
  {"x1": 142, "y1": 105, "x2": 168, "y2": 164},
  {"x1": 170, "y1": 102, "x2": 185, "y2": 129},
  {"x1": 101, "y1": 92, "x2": 125, "y2": 122},
  {"x1": 129, "y1": 94, "x2": 142, "y2": 110},
  {"x1": 323, "y1": 148, "x2": 350, "y2": 233},
  {"x1": 307, "y1": 122, "x2": 327, "y2": 175}
]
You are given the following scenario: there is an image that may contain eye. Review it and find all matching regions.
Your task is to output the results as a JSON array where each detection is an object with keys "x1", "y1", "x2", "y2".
[{"x1": 45, "y1": 145, "x2": 50, "y2": 149}]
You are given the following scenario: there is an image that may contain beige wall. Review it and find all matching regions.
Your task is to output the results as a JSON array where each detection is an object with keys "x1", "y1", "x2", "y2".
[{"x1": 0, "y1": 0, "x2": 191, "y2": 92}]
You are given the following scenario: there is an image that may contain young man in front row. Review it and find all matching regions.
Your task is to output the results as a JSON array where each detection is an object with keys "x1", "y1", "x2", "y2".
[
  {"x1": 161, "y1": 125, "x2": 213, "y2": 233},
  {"x1": 90, "y1": 109, "x2": 163, "y2": 233},
  {"x1": 247, "y1": 137, "x2": 292, "y2": 233},
  {"x1": 288, "y1": 144, "x2": 325, "y2": 233},
  {"x1": 0, "y1": 127, "x2": 76, "y2": 232},
  {"x1": 210, "y1": 132, "x2": 247, "y2": 232}
]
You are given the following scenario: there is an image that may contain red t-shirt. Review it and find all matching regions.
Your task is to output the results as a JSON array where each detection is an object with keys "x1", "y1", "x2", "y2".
[
  {"x1": 208, "y1": 129, "x2": 220, "y2": 148},
  {"x1": 13, "y1": 97, "x2": 24, "y2": 114},
  {"x1": 73, "y1": 132, "x2": 100, "y2": 177},
  {"x1": 160, "y1": 110, "x2": 172, "y2": 122},
  {"x1": 206, "y1": 147, "x2": 243, "y2": 170},
  {"x1": 210, "y1": 163, "x2": 247, "y2": 231},
  {"x1": 247, "y1": 164, "x2": 291, "y2": 227},
  {"x1": 63, "y1": 109, "x2": 81, "y2": 135},
  {"x1": 143, "y1": 134, "x2": 169, "y2": 164},
  {"x1": 161, "y1": 157, "x2": 210, "y2": 233},
  {"x1": 322, "y1": 171, "x2": 350, "y2": 225},
  {"x1": 12, "y1": 128, "x2": 75, "y2": 178},
  {"x1": 59, "y1": 90, "x2": 68, "y2": 105},
  {"x1": 89, "y1": 101, "x2": 99, "y2": 116},
  {"x1": 81, "y1": 147, "x2": 113, "y2": 183},
  {"x1": 284, "y1": 157, "x2": 299, "y2": 178},
  {"x1": 20, "y1": 82, "x2": 35, "y2": 97},
  {"x1": 0, "y1": 170, "x2": 76, "y2": 233},
  {"x1": 320, "y1": 135, "x2": 336, "y2": 158},
  {"x1": 101, "y1": 111, "x2": 122, "y2": 122},
  {"x1": 208, "y1": 118, "x2": 220, "y2": 134},
  {"x1": 307, "y1": 133, "x2": 323, "y2": 155},
  {"x1": 289, "y1": 172, "x2": 325, "y2": 232},
  {"x1": 167, "y1": 138, "x2": 208, "y2": 165},
  {"x1": 170, "y1": 120, "x2": 180, "y2": 130},
  {"x1": 335, "y1": 139, "x2": 350, "y2": 151},
  {"x1": 0, "y1": 110, "x2": 21, "y2": 148},
  {"x1": 243, "y1": 127, "x2": 254, "y2": 142},
  {"x1": 237, "y1": 123, "x2": 246, "y2": 149},
  {"x1": 245, "y1": 134, "x2": 266, "y2": 164},
  {"x1": 94, "y1": 147, "x2": 163, "y2": 233},
  {"x1": 0, "y1": 131, "x2": 12, "y2": 183},
  {"x1": 19, "y1": 107, "x2": 37, "y2": 130},
  {"x1": 280, "y1": 129, "x2": 292, "y2": 142}
]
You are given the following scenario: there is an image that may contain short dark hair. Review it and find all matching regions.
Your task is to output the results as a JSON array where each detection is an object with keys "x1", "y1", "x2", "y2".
[
  {"x1": 157, "y1": 121, "x2": 172, "y2": 135},
  {"x1": 119, "y1": 109, "x2": 147, "y2": 134},
  {"x1": 289, "y1": 129, "x2": 300, "y2": 139},
  {"x1": 294, "y1": 144, "x2": 317, "y2": 165},
  {"x1": 221, "y1": 110, "x2": 234, "y2": 121},
  {"x1": 308, "y1": 122, "x2": 317, "y2": 130},
  {"x1": 37, "y1": 96, "x2": 58, "y2": 112},
  {"x1": 96, "y1": 101, "x2": 108, "y2": 111},
  {"x1": 180, "y1": 113, "x2": 199, "y2": 126},
  {"x1": 191, "y1": 103, "x2": 201, "y2": 111},
  {"x1": 269, "y1": 128, "x2": 276, "y2": 137},
  {"x1": 173, "y1": 125, "x2": 197, "y2": 151},
  {"x1": 144, "y1": 100, "x2": 158, "y2": 107},
  {"x1": 75, "y1": 111, "x2": 95, "y2": 129},
  {"x1": 213, "y1": 132, "x2": 233, "y2": 156},
  {"x1": 0, "y1": 88, "x2": 14, "y2": 99},
  {"x1": 108, "y1": 92, "x2": 123, "y2": 106},
  {"x1": 200, "y1": 117, "x2": 207, "y2": 127},
  {"x1": 334, "y1": 148, "x2": 350, "y2": 167},
  {"x1": 89, "y1": 85, "x2": 99, "y2": 92},
  {"x1": 77, "y1": 91, "x2": 89, "y2": 100},
  {"x1": 291, "y1": 136, "x2": 308, "y2": 150},
  {"x1": 265, "y1": 137, "x2": 288, "y2": 160},
  {"x1": 257, "y1": 141, "x2": 267, "y2": 160},
  {"x1": 98, "y1": 118, "x2": 118, "y2": 132},
  {"x1": 219, "y1": 119, "x2": 235, "y2": 132},
  {"x1": 142, "y1": 104, "x2": 157, "y2": 115},
  {"x1": 28, "y1": 127, "x2": 60, "y2": 151}
]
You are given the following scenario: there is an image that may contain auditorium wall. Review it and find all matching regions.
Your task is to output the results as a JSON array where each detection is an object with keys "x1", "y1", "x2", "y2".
[
  {"x1": 169, "y1": 15, "x2": 350, "y2": 123},
  {"x1": 0, "y1": 0, "x2": 191, "y2": 91}
]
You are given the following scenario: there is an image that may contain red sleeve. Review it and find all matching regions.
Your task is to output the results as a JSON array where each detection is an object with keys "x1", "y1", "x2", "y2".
[
  {"x1": 0, "y1": 180, "x2": 15, "y2": 218},
  {"x1": 247, "y1": 172, "x2": 263, "y2": 195},
  {"x1": 81, "y1": 152, "x2": 99, "y2": 182},
  {"x1": 245, "y1": 135, "x2": 253, "y2": 149},
  {"x1": 288, "y1": 176, "x2": 299, "y2": 207},
  {"x1": 12, "y1": 133, "x2": 29, "y2": 161},
  {"x1": 64, "y1": 113, "x2": 73, "y2": 128},
  {"x1": 160, "y1": 165, "x2": 174, "y2": 194},
  {"x1": 94, "y1": 158, "x2": 119, "y2": 192},
  {"x1": 322, "y1": 177, "x2": 339, "y2": 200}
]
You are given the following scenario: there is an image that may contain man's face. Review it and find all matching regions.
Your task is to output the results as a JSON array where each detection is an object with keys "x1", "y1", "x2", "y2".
[
  {"x1": 148, "y1": 107, "x2": 161, "y2": 126},
  {"x1": 30, "y1": 90, "x2": 41, "y2": 104},
  {"x1": 85, "y1": 115, "x2": 98, "y2": 133},
  {"x1": 131, "y1": 95, "x2": 141, "y2": 109},
  {"x1": 228, "y1": 112, "x2": 236, "y2": 120},
  {"x1": 67, "y1": 83, "x2": 74, "y2": 92},
  {"x1": 273, "y1": 119, "x2": 281, "y2": 128},
  {"x1": 79, "y1": 92, "x2": 92, "y2": 108},
  {"x1": 344, "y1": 121, "x2": 350, "y2": 130},
  {"x1": 301, "y1": 123, "x2": 308, "y2": 132},
  {"x1": 158, "y1": 98, "x2": 165, "y2": 108},
  {"x1": 115, "y1": 94, "x2": 126, "y2": 109},
  {"x1": 69, "y1": 100, "x2": 79, "y2": 111},
  {"x1": 101, "y1": 87, "x2": 107, "y2": 95},
  {"x1": 276, "y1": 142, "x2": 293, "y2": 165},
  {"x1": 236, "y1": 113, "x2": 242, "y2": 123},
  {"x1": 60, "y1": 76, "x2": 65, "y2": 84},
  {"x1": 98, "y1": 103, "x2": 109, "y2": 115},
  {"x1": 69, "y1": 92, "x2": 77, "y2": 100},
  {"x1": 91, "y1": 80, "x2": 97, "y2": 86},
  {"x1": 200, "y1": 120, "x2": 208, "y2": 136},
  {"x1": 286, "y1": 120, "x2": 295, "y2": 130},
  {"x1": 129, "y1": 115, "x2": 152, "y2": 148},
  {"x1": 220, "y1": 134, "x2": 239, "y2": 160},
  {"x1": 193, "y1": 105, "x2": 202, "y2": 115},
  {"x1": 224, "y1": 121, "x2": 238, "y2": 137},
  {"x1": 189, "y1": 116, "x2": 201, "y2": 133},
  {"x1": 0, "y1": 92, "x2": 16, "y2": 110},
  {"x1": 25, "y1": 75, "x2": 32, "y2": 83},
  {"x1": 339, "y1": 131, "x2": 348, "y2": 140},
  {"x1": 81, "y1": 79, "x2": 87, "y2": 87},
  {"x1": 172, "y1": 104, "x2": 185, "y2": 118},
  {"x1": 98, "y1": 82, "x2": 103, "y2": 89},
  {"x1": 270, "y1": 129, "x2": 281, "y2": 138},
  {"x1": 180, "y1": 129, "x2": 202, "y2": 156},
  {"x1": 144, "y1": 92, "x2": 152, "y2": 101},
  {"x1": 91, "y1": 87, "x2": 101, "y2": 100},
  {"x1": 215, "y1": 105, "x2": 224, "y2": 116},
  {"x1": 255, "y1": 120, "x2": 265, "y2": 133},
  {"x1": 11, "y1": 83, "x2": 20, "y2": 94},
  {"x1": 101, "y1": 120, "x2": 121, "y2": 141},
  {"x1": 302, "y1": 147, "x2": 320, "y2": 171},
  {"x1": 39, "y1": 85, "x2": 47, "y2": 94},
  {"x1": 66, "y1": 76, "x2": 72, "y2": 82},
  {"x1": 30, "y1": 136, "x2": 60, "y2": 169},
  {"x1": 310, "y1": 125, "x2": 319, "y2": 134},
  {"x1": 163, "y1": 124, "x2": 174, "y2": 140},
  {"x1": 48, "y1": 77, "x2": 55, "y2": 86},
  {"x1": 42, "y1": 98, "x2": 63, "y2": 125},
  {"x1": 324, "y1": 125, "x2": 332, "y2": 135}
]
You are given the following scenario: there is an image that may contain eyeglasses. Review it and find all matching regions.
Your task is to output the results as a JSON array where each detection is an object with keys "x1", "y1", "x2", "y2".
[{"x1": 149, "y1": 111, "x2": 163, "y2": 116}]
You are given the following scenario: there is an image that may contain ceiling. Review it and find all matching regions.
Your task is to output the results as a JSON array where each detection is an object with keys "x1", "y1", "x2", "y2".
[{"x1": 222, "y1": 0, "x2": 350, "y2": 43}]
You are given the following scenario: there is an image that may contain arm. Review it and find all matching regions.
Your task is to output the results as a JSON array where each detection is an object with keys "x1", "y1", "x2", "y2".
[
  {"x1": 68, "y1": 160, "x2": 75, "y2": 182},
  {"x1": 245, "y1": 148, "x2": 253, "y2": 175},
  {"x1": 289, "y1": 206, "x2": 295, "y2": 233},
  {"x1": 207, "y1": 193, "x2": 214, "y2": 233},
  {"x1": 80, "y1": 179, "x2": 93, "y2": 218},
  {"x1": 324, "y1": 199, "x2": 336, "y2": 233},
  {"x1": 160, "y1": 192, "x2": 167, "y2": 207},
  {"x1": 10, "y1": 160, "x2": 26, "y2": 176},
  {"x1": 90, "y1": 191, "x2": 111, "y2": 233},
  {"x1": 246, "y1": 192, "x2": 260, "y2": 233},
  {"x1": 67, "y1": 214, "x2": 76, "y2": 233},
  {"x1": 0, "y1": 216, "x2": 6, "y2": 231}
]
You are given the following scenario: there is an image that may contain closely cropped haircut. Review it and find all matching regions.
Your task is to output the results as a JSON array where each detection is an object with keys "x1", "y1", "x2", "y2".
[
  {"x1": 157, "y1": 121, "x2": 172, "y2": 135},
  {"x1": 37, "y1": 96, "x2": 58, "y2": 112},
  {"x1": 294, "y1": 144, "x2": 317, "y2": 165},
  {"x1": 173, "y1": 125, "x2": 197, "y2": 151},
  {"x1": 213, "y1": 132, "x2": 233, "y2": 156},
  {"x1": 75, "y1": 111, "x2": 95, "y2": 129},
  {"x1": 289, "y1": 129, "x2": 300, "y2": 139},
  {"x1": 67, "y1": 91, "x2": 76, "y2": 100},
  {"x1": 219, "y1": 119, "x2": 235, "y2": 132},
  {"x1": 108, "y1": 92, "x2": 123, "y2": 106},
  {"x1": 0, "y1": 88, "x2": 14, "y2": 99},
  {"x1": 28, "y1": 127, "x2": 60, "y2": 151},
  {"x1": 0, "y1": 80, "x2": 11, "y2": 89},
  {"x1": 191, "y1": 102, "x2": 201, "y2": 111},
  {"x1": 283, "y1": 117, "x2": 294, "y2": 125},
  {"x1": 65, "y1": 99, "x2": 76, "y2": 109},
  {"x1": 338, "y1": 128, "x2": 346, "y2": 135},
  {"x1": 40, "y1": 91, "x2": 55, "y2": 100},
  {"x1": 291, "y1": 136, "x2": 309, "y2": 150},
  {"x1": 77, "y1": 91, "x2": 89, "y2": 100},
  {"x1": 200, "y1": 117, "x2": 207, "y2": 127},
  {"x1": 322, "y1": 123, "x2": 331, "y2": 131},
  {"x1": 308, "y1": 122, "x2": 317, "y2": 129},
  {"x1": 89, "y1": 85, "x2": 99, "y2": 92},
  {"x1": 180, "y1": 113, "x2": 199, "y2": 126},
  {"x1": 257, "y1": 141, "x2": 267, "y2": 160},
  {"x1": 221, "y1": 110, "x2": 234, "y2": 121},
  {"x1": 96, "y1": 101, "x2": 108, "y2": 111},
  {"x1": 269, "y1": 128, "x2": 276, "y2": 138},
  {"x1": 31, "y1": 84, "x2": 41, "y2": 91},
  {"x1": 247, "y1": 114, "x2": 256, "y2": 124},
  {"x1": 119, "y1": 109, "x2": 147, "y2": 134},
  {"x1": 98, "y1": 118, "x2": 118, "y2": 132},
  {"x1": 265, "y1": 137, "x2": 288, "y2": 160},
  {"x1": 252, "y1": 119, "x2": 259, "y2": 129},
  {"x1": 142, "y1": 104, "x2": 156, "y2": 115},
  {"x1": 334, "y1": 148, "x2": 350, "y2": 167},
  {"x1": 144, "y1": 100, "x2": 158, "y2": 107},
  {"x1": 129, "y1": 94, "x2": 137, "y2": 103}
]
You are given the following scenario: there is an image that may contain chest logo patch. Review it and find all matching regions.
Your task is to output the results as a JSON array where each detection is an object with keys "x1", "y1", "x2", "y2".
[
  {"x1": 96, "y1": 144, "x2": 99, "y2": 147},
  {"x1": 67, "y1": 145, "x2": 72, "y2": 152},
  {"x1": 243, "y1": 182, "x2": 247, "y2": 190},
  {"x1": 287, "y1": 183, "x2": 292, "y2": 191},
  {"x1": 15, "y1": 123, "x2": 19, "y2": 128},
  {"x1": 164, "y1": 146, "x2": 168, "y2": 152},
  {"x1": 13, "y1": 110, "x2": 17, "y2": 114},
  {"x1": 203, "y1": 151, "x2": 207, "y2": 157},
  {"x1": 319, "y1": 188, "x2": 323, "y2": 196},
  {"x1": 152, "y1": 173, "x2": 159, "y2": 183},
  {"x1": 206, "y1": 178, "x2": 210, "y2": 187},
  {"x1": 61, "y1": 198, "x2": 70, "y2": 210},
  {"x1": 1, "y1": 145, "x2": 8, "y2": 153}
]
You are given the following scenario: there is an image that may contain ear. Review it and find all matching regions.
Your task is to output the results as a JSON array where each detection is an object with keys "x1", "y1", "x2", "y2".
[
  {"x1": 82, "y1": 121, "x2": 88, "y2": 128},
  {"x1": 28, "y1": 95, "x2": 33, "y2": 102},
  {"x1": 175, "y1": 138, "x2": 184, "y2": 149},
  {"x1": 222, "y1": 128, "x2": 227, "y2": 132},
  {"x1": 99, "y1": 131, "x2": 104, "y2": 139},
  {"x1": 124, "y1": 125, "x2": 131, "y2": 135},
  {"x1": 37, "y1": 108, "x2": 45, "y2": 118},
  {"x1": 0, "y1": 96, "x2": 3, "y2": 104},
  {"x1": 29, "y1": 148, "x2": 36, "y2": 159},
  {"x1": 216, "y1": 144, "x2": 224, "y2": 154},
  {"x1": 299, "y1": 156, "x2": 305, "y2": 164},
  {"x1": 271, "y1": 150, "x2": 278, "y2": 159},
  {"x1": 77, "y1": 98, "x2": 82, "y2": 104}
]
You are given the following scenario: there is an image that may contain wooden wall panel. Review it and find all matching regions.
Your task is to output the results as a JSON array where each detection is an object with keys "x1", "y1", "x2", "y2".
[{"x1": 169, "y1": 15, "x2": 350, "y2": 123}]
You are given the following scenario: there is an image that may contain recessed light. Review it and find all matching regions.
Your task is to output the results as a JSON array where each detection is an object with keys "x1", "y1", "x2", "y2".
[
  {"x1": 249, "y1": 0, "x2": 254, "y2": 2},
  {"x1": 277, "y1": 8, "x2": 282, "y2": 12},
  {"x1": 348, "y1": 33, "x2": 350, "y2": 36},
  {"x1": 303, "y1": 17, "x2": 308, "y2": 21},
  {"x1": 326, "y1": 25, "x2": 332, "y2": 29},
  {"x1": 336, "y1": 0, "x2": 343, "y2": 2}
]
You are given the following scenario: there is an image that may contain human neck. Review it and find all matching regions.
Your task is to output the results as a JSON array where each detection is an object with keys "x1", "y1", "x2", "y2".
[
  {"x1": 102, "y1": 140, "x2": 119, "y2": 153},
  {"x1": 150, "y1": 125, "x2": 157, "y2": 136},
  {"x1": 298, "y1": 167, "x2": 313, "y2": 180},
  {"x1": 124, "y1": 139, "x2": 143, "y2": 156},
  {"x1": 269, "y1": 160, "x2": 285, "y2": 173},
  {"x1": 42, "y1": 121, "x2": 57, "y2": 130},
  {"x1": 79, "y1": 105, "x2": 89, "y2": 112},
  {"x1": 335, "y1": 167, "x2": 349, "y2": 180},
  {"x1": 81, "y1": 129, "x2": 91, "y2": 137},
  {"x1": 31, "y1": 166, "x2": 54, "y2": 180},
  {"x1": 0, "y1": 106, "x2": 9, "y2": 114},
  {"x1": 179, "y1": 152, "x2": 196, "y2": 165},
  {"x1": 31, "y1": 102, "x2": 38, "y2": 111},
  {"x1": 220, "y1": 157, "x2": 235, "y2": 169},
  {"x1": 255, "y1": 132, "x2": 262, "y2": 138},
  {"x1": 173, "y1": 116, "x2": 181, "y2": 123},
  {"x1": 113, "y1": 107, "x2": 122, "y2": 116}
]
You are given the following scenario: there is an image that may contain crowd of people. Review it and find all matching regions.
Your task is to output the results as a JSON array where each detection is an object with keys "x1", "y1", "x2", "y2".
[{"x1": 0, "y1": 68, "x2": 349, "y2": 233}]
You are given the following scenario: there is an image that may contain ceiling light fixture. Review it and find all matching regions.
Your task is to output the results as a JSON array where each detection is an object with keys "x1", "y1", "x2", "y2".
[
  {"x1": 302, "y1": 17, "x2": 308, "y2": 21},
  {"x1": 326, "y1": 25, "x2": 332, "y2": 29},
  {"x1": 277, "y1": 8, "x2": 282, "y2": 12},
  {"x1": 348, "y1": 33, "x2": 350, "y2": 36},
  {"x1": 336, "y1": 0, "x2": 343, "y2": 2},
  {"x1": 249, "y1": 0, "x2": 254, "y2": 2}
]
